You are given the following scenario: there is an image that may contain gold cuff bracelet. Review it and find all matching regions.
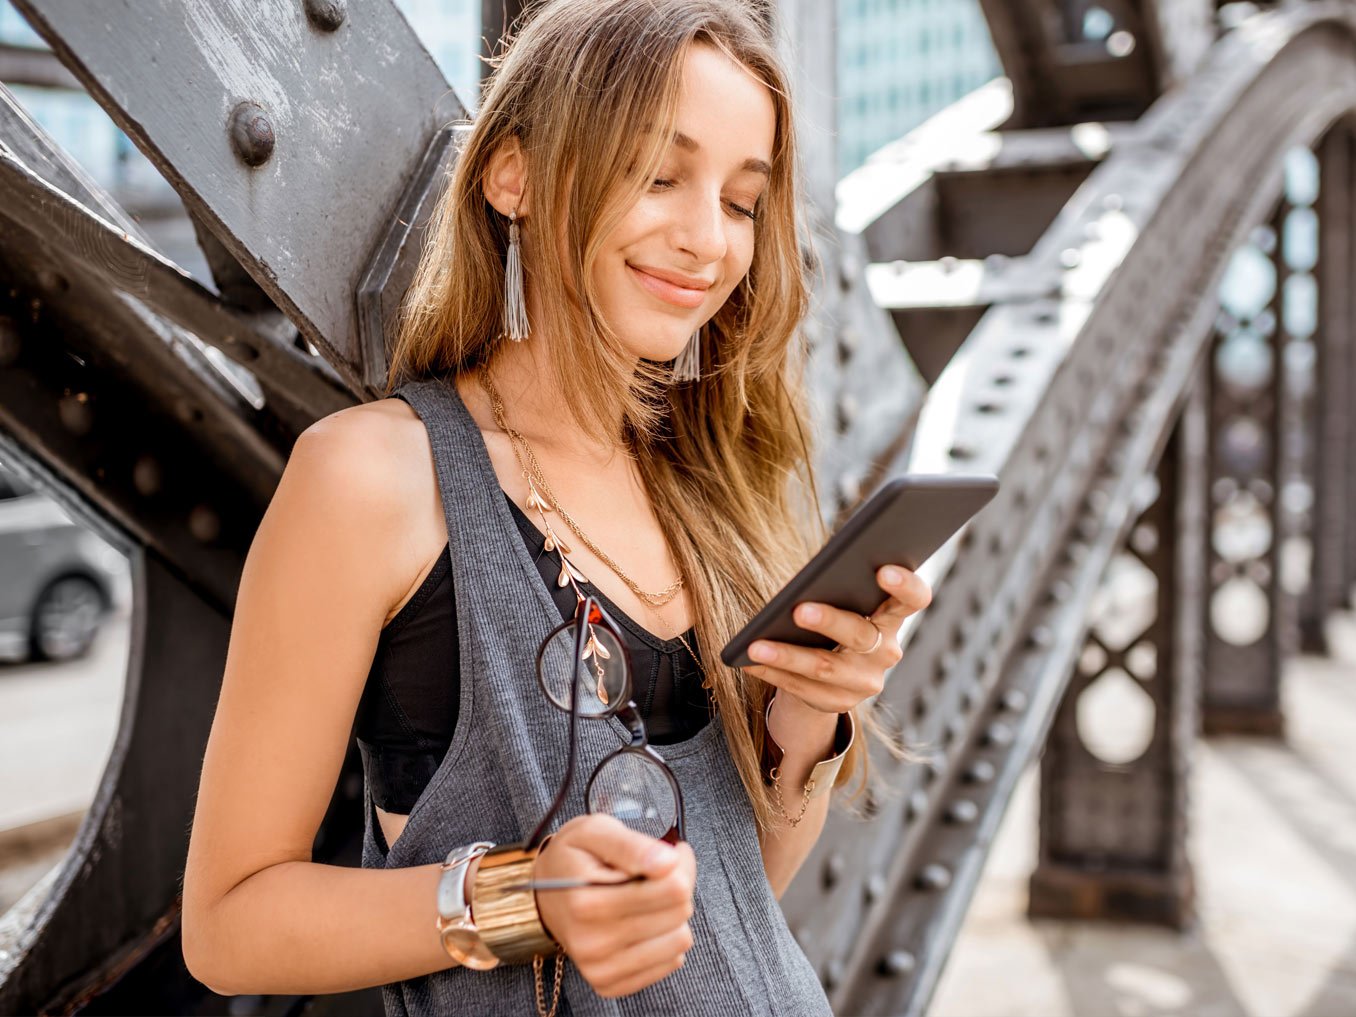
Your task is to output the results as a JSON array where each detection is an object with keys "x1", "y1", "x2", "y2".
[{"x1": 470, "y1": 842, "x2": 559, "y2": 965}]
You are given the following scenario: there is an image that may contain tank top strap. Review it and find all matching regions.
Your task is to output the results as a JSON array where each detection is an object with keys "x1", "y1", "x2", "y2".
[{"x1": 391, "y1": 376, "x2": 563, "y2": 639}]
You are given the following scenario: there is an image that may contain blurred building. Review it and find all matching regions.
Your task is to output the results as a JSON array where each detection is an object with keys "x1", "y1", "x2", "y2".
[
  {"x1": 2, "y1": 0, "x2": 1001, "y2": 198},
  {"x1": 837, "y1": 0, "x2": 1000, "y2": 176}
]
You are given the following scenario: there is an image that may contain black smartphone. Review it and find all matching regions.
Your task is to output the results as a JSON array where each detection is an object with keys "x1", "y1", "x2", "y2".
[{"x1": 719, "y1": 473, "x2": 999, "y2": 668}]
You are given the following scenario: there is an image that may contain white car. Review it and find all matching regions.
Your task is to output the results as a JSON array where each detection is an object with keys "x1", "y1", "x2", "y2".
[{"x1": 0, "y1": 464, "x2": 130, "y2": 663}]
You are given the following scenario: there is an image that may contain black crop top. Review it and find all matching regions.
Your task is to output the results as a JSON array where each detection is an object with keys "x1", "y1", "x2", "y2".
[{"x1": 354, "y1": 490, "x2": 715, "y2": 813}]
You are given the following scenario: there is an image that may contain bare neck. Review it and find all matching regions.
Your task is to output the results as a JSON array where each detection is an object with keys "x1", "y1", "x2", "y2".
[{"x1": 458, "y1": 336, "x2": 633, "y2": 467}]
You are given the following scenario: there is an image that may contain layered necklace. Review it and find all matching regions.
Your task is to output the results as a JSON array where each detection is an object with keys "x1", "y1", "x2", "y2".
[{"x1": 480, "y1": 365, "x2": 712, "y2": 690}]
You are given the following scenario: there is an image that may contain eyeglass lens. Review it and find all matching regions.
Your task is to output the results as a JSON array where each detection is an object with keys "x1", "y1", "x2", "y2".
[
  {"x1": 587, "y1": 751, "x2": 680, "y2": 839},
  {"x1": 539, "y1": 619, "x2": 630, "y2": 716}
]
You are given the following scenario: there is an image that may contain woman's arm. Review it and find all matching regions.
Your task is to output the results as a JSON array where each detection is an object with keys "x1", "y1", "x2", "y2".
[
  {"x1": 742, "y1": 567, "x2": 933, "y2": 898},
  {"x1": 181, "y1": 409, "x2": 459, "y2": 995},
  {"x1": 756, "y1": 693, "x2": 838, "y2": 898}
]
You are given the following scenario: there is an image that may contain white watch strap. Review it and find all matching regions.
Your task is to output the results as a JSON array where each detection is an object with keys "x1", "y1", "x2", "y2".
[{"x1": 437, "y1": 841, "x2": 495, "y2": 920}]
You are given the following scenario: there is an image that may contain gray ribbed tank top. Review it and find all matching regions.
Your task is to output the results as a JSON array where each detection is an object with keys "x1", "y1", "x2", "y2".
[{"x1": 359, "y1": 376, "x2": 833, "y2": 1016}]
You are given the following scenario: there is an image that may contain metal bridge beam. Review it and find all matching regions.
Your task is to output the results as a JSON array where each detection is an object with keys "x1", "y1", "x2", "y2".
[{"x1": 1030, "y1": 367, "x2": 1205, "y2": 928}]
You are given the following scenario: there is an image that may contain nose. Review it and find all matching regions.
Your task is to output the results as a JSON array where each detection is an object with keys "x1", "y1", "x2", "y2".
[{"x1": 673, "y1": 186, "x2": 728, "y2": 264}]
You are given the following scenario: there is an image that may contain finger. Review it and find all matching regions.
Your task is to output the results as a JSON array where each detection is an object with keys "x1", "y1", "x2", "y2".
[
  {"x1": 571, "y1": 814, "x2": 681, "y2": 878},
  {"x1": 789, "y1": 601, "x2": 881, "y2": 654},
  {"x1": 874, "y1": 565, "x2": 932, "y2": 617},
  {"x1": 740, "y1": 660, "x2": 853, "y2": 713},
  {"x1": 590, "y1": 922, "x2": 693, "y2": 990},
  {"x1": 597, "y1": 951, "x2": 687, "y2": 999},
  {"x1": 594, "y1": 899, "x2": 693, "y2": 949},
  {"x1": 569, "y1": 867, "x2": 693, "y2": 923}
]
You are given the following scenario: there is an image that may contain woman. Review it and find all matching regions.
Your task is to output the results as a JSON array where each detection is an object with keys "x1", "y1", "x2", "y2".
[{"x1": 181, "y1": 1, "x2": 931, "y2": 1014}]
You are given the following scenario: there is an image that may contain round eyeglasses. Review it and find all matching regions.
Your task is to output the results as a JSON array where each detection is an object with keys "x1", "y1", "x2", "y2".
[{"x1": 524, "y1": 595, "x2": 687, "y2": 856}]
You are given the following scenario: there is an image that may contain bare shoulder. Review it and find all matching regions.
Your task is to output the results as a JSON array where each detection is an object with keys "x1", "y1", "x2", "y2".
[{"x1": 291, "y1": 397, "x2": 446, "y2": 620}]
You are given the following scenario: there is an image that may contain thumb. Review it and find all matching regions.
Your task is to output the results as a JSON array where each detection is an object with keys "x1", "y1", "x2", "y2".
[{"x1": 575, "y1": 814, "x2": 680, "y2": 878}]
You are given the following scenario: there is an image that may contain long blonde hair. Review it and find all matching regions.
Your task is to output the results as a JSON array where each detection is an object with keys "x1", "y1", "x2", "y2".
[{"x1": 385, "y1": 0, "x2": 879, "y2": 832}]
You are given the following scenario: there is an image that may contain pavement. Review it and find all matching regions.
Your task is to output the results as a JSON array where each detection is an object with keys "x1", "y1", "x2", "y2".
[{"x1": 929, "y1": 610, "x2": 1356, "y2": 1017}]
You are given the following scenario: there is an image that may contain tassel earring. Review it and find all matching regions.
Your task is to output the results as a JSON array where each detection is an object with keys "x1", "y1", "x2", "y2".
[
  {"x1": 503, "y1": 207, "x2": 529, "y2": 342},
  {"x1": 671, "y1": 324, "x2": 702, "y2": 383}
]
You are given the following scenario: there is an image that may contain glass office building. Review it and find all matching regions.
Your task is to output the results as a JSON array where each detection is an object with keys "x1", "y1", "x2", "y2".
[
  {"x1": 837, "y1": 0, "x2": 1001, "y2": 176},
  {"x1": 1, "y1": 0, "x2": 1000, "y2": 206}
]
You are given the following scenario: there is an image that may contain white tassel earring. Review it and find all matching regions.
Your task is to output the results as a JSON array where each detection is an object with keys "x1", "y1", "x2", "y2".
[
  {"x1": 671, "y1": 324, "x2": 702, "y2": 383},
  {"x1": 502, "y1": 207, "x2": 530, "y2": 342}
]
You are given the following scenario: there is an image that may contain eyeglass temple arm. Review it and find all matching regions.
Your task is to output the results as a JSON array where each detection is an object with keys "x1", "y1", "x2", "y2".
[{"x1": 525, "y1": 597, "x2": 594, "y2": 852}]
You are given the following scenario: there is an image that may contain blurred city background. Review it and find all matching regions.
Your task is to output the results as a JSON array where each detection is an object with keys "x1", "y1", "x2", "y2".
[{"x1": 1, "y1": 1, "x2": 1354, "y2": 1015}]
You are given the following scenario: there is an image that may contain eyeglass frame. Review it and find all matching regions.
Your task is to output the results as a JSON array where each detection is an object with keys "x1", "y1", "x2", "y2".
[{"x1": 524, "y1": 593, "x2": 687, "y2": 853}]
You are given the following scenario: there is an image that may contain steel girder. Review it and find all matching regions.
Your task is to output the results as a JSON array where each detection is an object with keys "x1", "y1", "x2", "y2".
[
  {"x1": 804, "y1": 5, "x2": 1356, "y2": 1013},
  {"x1": 978, "y1": 0, "x2": 1217, "y2": 128}
]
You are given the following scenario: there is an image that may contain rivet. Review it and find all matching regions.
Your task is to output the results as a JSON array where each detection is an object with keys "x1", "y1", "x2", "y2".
[
  {"x1": 303, "y1": 0, "x2": 346, "y2": 31},
  {"x1": 824, "y1": 957, "x2": 846, "y2": 990},
  {"x1": 189, "y1": 504, "x2": 222, "y2": 544},
  {"x1": 877, "y1": 950, "x2": 916, "y2": 978},
  {"x1": 1000, "y1": 689, "x2": 1028, "y2": 713},
  {"x1": 1026, "y1": 626, "x2": 1054, "y2": 649},
  {"x1": 915, "y1": 863, "x2": 952, "y2": 891},
  {"x1": 864, "y1": 872, "x2": 887, "y2": 903},
  {"x1": 823, "y1": 851, "x2": 846, "y2": 889},
  {"x1": 132, "y1": 455, "x2": 162, "y2": 496},
  {"x1": 983, "y1": 722, "x2": 1013, "y2": 747},
  {"x1": 229, "y1": 101, "x2": 276, "y2": 168},
  {"x1": 58, "y1": 393, "x2": 94, "y2": 436},
  {"x1": 963, "y1": 759, "x2": 995, "y2": 784},
  {"x1": 946, "y1": 799, "x2": 979, "y2": 824},
  {"x1": 36, "y1": 269, "x2": 68, "y2": 292},
  {"x1": 905, "y1": 789, "x2": 928, "y2": 821}
]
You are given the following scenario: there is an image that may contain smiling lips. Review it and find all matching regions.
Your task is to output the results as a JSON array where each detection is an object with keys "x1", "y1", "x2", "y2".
[{"x1": 627, "y1": 263, "x2": 712, "y2": 309}]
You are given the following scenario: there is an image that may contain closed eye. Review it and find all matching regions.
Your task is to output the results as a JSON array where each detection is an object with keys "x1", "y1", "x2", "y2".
[{"x1": 651, "y1": 179, "x2": 758, "y2": 223}]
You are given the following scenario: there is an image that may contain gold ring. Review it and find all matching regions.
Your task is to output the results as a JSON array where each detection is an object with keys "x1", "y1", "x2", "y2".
[{"x1": 835, "y1": 623, "x2": 884, "y2": 655}]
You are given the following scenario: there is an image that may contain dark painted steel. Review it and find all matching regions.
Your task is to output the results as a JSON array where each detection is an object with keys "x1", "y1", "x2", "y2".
[
  {"x1": 2, "y1": 1, "x2": 1356, "y2": 1016},
  {"x1": 10, "y1": 0, "x2": 464, "y2": 393},
  {"x1": 1201, "y1": 203, "x2": 1294, "y2": 735},
  {"x1": 1029, "y1": 364, "x2": 1204, "y2": 929}
]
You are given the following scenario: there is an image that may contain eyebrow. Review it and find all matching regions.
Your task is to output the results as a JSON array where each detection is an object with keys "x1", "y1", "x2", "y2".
[{"x1": 669, "y1": 130, "x2": 772, "y2": 177}]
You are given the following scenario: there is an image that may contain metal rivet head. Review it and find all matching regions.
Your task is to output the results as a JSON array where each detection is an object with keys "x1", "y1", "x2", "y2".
[
  {"x1": 132, "y1": 455, "x2": 162, "y2": 497},
  {"x1": 229, "y1": 101, "x2": 276, "y2": 168},
  {"x1": 303, "y1": 0, "x2": 346, "y2": 31},
  {"x1": 905, "y1": 789, "x2": 928, "y2": 821},
  {"x1": 983, "y1": 722, "x2": 1013, "y2": 747},
  {"x1": 189, "y1": 504, "x2": 222, "y2": 544},
  {"x1": 877, "y1": 950, "x2": 916, "y2": 978},
  {"x1": 946, "y1": 799, "x2": 979, "y2": 825},
  {"x1": 1000, "y1": 689, "x2": 1029, "y2": 713},
  {"x1": 824, "y1": 957, "x2": 846, "y2": 990},
  {"x1": 915, "y1": 863, "x2": 952, "y2": 891},
  {"x1": 823, "y1": 851, "x2": 846, "y2": 889},
  {"x1": 58, "y1": 393, "x2": 94, "y2": 436},
  {"x1": 963, "y1": 759, "x2": 996, "y2": 784},
  {"x1": 864, "y1": 872, "x2": 887, "y2": 903}
]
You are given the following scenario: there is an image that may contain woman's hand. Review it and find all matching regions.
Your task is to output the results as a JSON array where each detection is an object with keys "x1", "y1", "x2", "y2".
[
  {"x1": 742, "y1": 564, "x2": 932, "y2": 715},
  {"x1": 532, "y1": 814, "x2": 696, "y2": 999}
]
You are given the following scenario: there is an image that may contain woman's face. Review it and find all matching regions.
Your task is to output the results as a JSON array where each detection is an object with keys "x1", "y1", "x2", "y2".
[{"x1": 593, "y1": 42, "x2": 776, "y2": 364}]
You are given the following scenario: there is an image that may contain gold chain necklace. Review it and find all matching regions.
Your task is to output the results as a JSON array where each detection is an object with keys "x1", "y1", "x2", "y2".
[{"x1": 480, "y1": 365, "x2": 685, "y2": 609}]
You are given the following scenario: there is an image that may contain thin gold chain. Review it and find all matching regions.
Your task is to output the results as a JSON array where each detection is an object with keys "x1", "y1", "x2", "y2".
[
  {"x1": 480, "y1": 365, "x2": 685, "y2": 608},
  {"x1": 533, "y1": 949, "x2": 564, "y2": 1017}
]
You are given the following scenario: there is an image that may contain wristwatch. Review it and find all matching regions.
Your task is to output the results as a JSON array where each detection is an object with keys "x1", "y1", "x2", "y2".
[{"x1": 435, "y1": 841, "x2": 499, "y2": 970}]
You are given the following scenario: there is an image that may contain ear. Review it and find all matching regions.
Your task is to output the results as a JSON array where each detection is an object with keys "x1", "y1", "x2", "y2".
[{"x1": 482, "y1": 134, "x2": 531, "y2": 219}]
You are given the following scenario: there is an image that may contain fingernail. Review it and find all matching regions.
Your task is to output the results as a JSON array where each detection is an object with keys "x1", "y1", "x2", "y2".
[
  {"x1": 644, "y1": 843, "x2": 677, "y2": 871},
  {"x1": 882, "y1": 566, "x2": 904, "y2": 586},
  {"x1": 800, "y1": 605, "x2": 822, "y2": 623},
  {"x1": 749, "y1": 642, "x2": 776, "y2": 662}
]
